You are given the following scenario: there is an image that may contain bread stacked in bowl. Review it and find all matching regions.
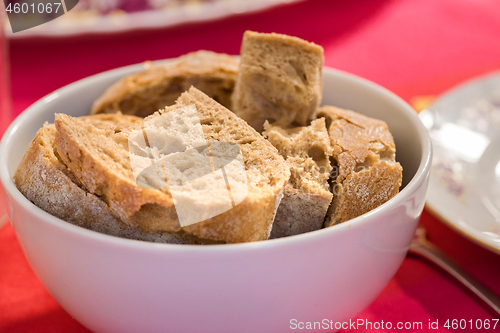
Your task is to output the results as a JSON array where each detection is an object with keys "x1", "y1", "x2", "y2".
[{"x1": 14, "y1": 31, "x2": 402, "y2": 244}]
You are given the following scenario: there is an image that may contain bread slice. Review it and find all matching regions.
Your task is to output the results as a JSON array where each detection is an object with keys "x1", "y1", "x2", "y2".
[
  {"x1": 263, "y1": 118, "x2": 333, "y2": 238},
  {"x1": 231, "y1": 31, "x2": 324, "y2": 132},
  {"x1": 14, "y1": 114, "x2": 217, "y2": 244},
  {"x1": 56, "y1": 87, "x2": 290, "y2": 243},
  {"x1": 91, "y1": 50, "x2": 239, "y2": 117},
  {"x1": 55, "y1": 114, "x2": 179, "y2": 230},
  {"x1": 317, "y1": 106, "x2": 403, "y2": 226}
]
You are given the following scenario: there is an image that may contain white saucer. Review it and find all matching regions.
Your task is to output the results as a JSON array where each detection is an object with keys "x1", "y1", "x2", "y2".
[{"x1": 420, "y1": 70, "x2": 500, "y2": 254}]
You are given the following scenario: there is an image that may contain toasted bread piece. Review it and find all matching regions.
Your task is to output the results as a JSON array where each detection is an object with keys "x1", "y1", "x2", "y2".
[
  {"x1": 91, "y1": 50, "x2": 239, "y2": 117},
  {"x1": 263, "y1": 118, "x2": 333, "y2": 238},
  {"x1": 231, "y1": 31, "x2": 324, "y2": 132},
  {"x1": 56, "y1": 88, "x2": 290, "y2": 243},
  {"x1": 14, "y1": 114, "x2": 217, "y2": 244},
  {"x1": 317, "y1": 106, "x2": 403, "y2": 226}
]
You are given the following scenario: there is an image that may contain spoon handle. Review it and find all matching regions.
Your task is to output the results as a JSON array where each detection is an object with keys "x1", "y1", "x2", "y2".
[{"x1": 408, "y1": 227, "x2": 500, "y2": 317}]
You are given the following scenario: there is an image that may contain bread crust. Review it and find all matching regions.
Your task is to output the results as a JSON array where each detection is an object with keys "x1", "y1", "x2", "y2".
[
  {"x1": 317, "y1": 106, "x2": 403, "y2": 226},
  {"x1": 91, "y1": 50, "x2": 239, "y2": 117},
  {"x1": 268, "y1": 189, "x2": 331, "y2": 238},
  {"x1": 232, "y1": 31, "x2": 324, "y2": 132}
]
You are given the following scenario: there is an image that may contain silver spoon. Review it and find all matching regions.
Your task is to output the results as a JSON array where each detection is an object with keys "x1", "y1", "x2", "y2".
[{"x1": 408, "y1": 227, "x2": 500, "y2": 317}]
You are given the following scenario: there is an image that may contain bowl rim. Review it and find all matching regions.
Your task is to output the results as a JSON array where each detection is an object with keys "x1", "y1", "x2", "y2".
[{"x1": 0, "y1": 63, "x2": 432, "y2": 253}]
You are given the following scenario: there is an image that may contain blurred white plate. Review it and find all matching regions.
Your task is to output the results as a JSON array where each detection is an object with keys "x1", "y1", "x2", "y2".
[
  {"x1": 5, "y1": 0, "x2": 303, "y2": 38},
  {"x1": 420, "y1": 70, "x2": 500, "y2": 254}
]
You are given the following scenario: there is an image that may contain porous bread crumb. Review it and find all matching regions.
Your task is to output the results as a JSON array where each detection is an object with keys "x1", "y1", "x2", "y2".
[
  {"x1": 91, "y1": 50, "x2": 239, "y2": 117},
  {"x1": 318, "y1": 106, "x2": 403, "y2": 226},
  {"x1": 232, "y1": 31, "x2": 324, "y2": 132},
  {"x1": 263, "y1": 118, "x2": 333, "y2": 238}
]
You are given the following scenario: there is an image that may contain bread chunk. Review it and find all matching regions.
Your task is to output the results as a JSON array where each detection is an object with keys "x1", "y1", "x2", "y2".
[
  {"x1": 231, "y1": 31, "x2": 324, "y2": 132},
  {"x1": 55, "y1": 114, "x2": 178, "y2": 229},
  {"x1": 263, "y1": 118, "x2": 333, "y2": 238},
  {"x1": 14, "y1": 114, "x2": 218, "y2": 244},
  {"x1": 317, "y1": 106, "x2": 403, "y2": 226},
  {"x1": 91, "y1": 50, "x2": 239, "y2": 117},
  {"x1": 56, "y1": 88, "x2": 290, "y2": 243}
]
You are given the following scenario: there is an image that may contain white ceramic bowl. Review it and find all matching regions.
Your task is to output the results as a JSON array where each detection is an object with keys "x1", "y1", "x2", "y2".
[{"x1": 0, "y1": 63, "x2": 431, "y2": 333}]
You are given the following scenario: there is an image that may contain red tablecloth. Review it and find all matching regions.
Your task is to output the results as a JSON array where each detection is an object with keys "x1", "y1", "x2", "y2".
[{"x1": 2, "y1": 0, "x2": 500, "y2": 331}]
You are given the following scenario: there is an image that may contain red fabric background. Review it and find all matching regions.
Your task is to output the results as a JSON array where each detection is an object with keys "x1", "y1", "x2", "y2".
[{"x1": 2, "y1": 0, "x2": 500, "y2": 331}]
